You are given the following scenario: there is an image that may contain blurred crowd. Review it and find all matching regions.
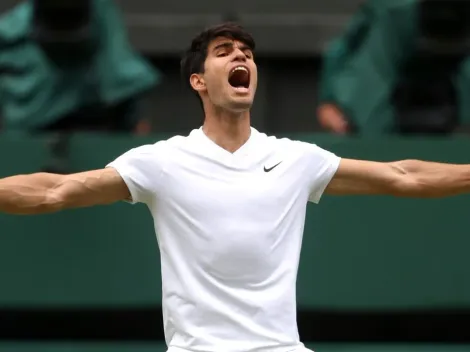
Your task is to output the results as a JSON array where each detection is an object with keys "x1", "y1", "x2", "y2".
[
  {"x1": 318, "y1": 0, "x2": 470, "y2": 136},
  {"x1": 0, "y1": 0, "x2": 159, "y2": 136},
  {"x1": 0, "y1": 0, "x2": 470, "y2": 137}
]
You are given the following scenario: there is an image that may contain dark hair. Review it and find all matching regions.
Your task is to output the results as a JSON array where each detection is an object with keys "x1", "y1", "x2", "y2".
[{"x1": 180, "y1": 22, "x2": 256, "y2": 108}]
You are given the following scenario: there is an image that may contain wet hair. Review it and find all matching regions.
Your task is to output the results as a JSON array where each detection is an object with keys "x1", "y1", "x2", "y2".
[{"x1": 180, "y1": 22, "x2": 256, "y2": 109}]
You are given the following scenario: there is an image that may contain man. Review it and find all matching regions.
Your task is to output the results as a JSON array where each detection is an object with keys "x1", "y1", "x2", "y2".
[
  {"x1": 317, "y1": 0, "x2": 470, "y2": 135},
  {"x1": 0, "y1": 0, "x2": 159, "y2": 133},
  {"x1": 0, "y1": 23, "x2": 469, "y2": 352}
]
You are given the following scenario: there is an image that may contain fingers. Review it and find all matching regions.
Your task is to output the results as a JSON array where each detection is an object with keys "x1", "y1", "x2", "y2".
[{"x1": 317, "y1": 103, "x2": 349, "y2": 134}]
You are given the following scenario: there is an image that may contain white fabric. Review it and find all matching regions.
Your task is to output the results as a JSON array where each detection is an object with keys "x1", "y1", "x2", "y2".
[{"x1": 107, "y1": 128, "x2": 340, "y2": 352}]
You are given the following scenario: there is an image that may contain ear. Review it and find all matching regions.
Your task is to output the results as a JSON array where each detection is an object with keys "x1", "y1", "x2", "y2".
[{"x1": 190, "y1": 73, "x2": 206, "y2": 93}]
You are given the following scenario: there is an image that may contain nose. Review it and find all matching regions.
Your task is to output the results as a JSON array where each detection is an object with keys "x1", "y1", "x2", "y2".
[{"x1": 232, "y1": 48, "x2": 246, "y2": 62}]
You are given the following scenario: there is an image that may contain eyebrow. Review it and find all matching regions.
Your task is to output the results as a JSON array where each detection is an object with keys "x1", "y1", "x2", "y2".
[{"x1": 213, "y1": 42, "x2": 252, "y2": 52}]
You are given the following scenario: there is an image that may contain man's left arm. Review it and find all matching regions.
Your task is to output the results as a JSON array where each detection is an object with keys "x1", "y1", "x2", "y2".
[{"x1": 326, "y1": 158, "x2": 470, "y2": 198}]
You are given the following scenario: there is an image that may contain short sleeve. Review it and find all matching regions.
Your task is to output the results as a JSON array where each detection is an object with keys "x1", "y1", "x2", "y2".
[
  {"x1": 106, "y1": 142, "x2": 166, "y2": 205},
  {"x1": 297, "y1": 142, "x2": 341, "y2": 204}
]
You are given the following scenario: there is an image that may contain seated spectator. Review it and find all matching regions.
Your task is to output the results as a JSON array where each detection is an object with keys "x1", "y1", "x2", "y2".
[
  {"x1": 317, "y1": 0, "x2": 470, "y2": 135},
  {"x1": 0, "y1": 0, "x2": 160, "y2": 134}
]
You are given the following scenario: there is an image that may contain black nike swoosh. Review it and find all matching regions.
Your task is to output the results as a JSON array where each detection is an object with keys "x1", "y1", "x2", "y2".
[{"x1": 264, "y1": 162, "x2": 282, "y2": 172}]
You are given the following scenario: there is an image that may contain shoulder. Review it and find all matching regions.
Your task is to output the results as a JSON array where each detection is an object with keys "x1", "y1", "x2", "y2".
[
  {"x1": 123, "y1": 139, "x2": 168, "y2": 158},
  {"x1": 0, "y1": 2, "x2": 31, "y2": 46},
  {"x1": 165, "y1": 133, "x2": 193, "y2": 149},
  {"x1": 129, "y1": 130, "x2": 196, "y2": 153},
  {"x1": 124, "y1": 129, "x2": 201, "y2": 162},
  {"x1": 259, "y1": 133, "x2": 341, "y2": 171},
  {"x1": 257, "y1": 132, "x2": 332, "y2": 157}
]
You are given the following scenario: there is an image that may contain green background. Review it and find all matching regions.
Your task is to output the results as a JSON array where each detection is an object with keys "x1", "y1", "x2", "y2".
[{"x1": 0, "y1": 133, "x2": 469, "y2": 309}]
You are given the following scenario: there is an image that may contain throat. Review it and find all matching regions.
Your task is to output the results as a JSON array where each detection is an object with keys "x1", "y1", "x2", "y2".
[{"x1": 202, "y1": 108, "x2": 252, "y2": 153}]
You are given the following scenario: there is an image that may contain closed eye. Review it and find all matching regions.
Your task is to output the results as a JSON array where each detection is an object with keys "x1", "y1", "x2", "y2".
[{"x1": 242, "y1": 48, "x2": 254, "y2": 59}]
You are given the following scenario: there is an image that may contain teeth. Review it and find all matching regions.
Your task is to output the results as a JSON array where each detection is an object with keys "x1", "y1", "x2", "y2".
[{"x1": 231, "y1": 66, "x2": 248, "y2": 73}]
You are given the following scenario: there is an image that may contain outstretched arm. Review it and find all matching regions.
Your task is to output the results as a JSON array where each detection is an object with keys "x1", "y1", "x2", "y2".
[
  {"x1": 0, "y1": 168, "x2": 130, "y2": 215},
  {"x1": 326, "y1": 158, "x2": 470, "y2": 198}
]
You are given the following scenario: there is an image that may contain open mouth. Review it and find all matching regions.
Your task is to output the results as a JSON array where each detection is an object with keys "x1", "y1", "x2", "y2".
[{"x1": 228, "y1": 66, "x2": 250, "y2": 90}]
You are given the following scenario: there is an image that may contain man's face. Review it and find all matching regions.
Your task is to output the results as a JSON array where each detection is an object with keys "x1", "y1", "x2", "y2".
[{"x1": 191, "y1": 37, "x2": 258, "y2": 113}]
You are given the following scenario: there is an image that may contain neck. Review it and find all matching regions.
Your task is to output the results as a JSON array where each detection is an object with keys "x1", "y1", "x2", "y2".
[{"x1": 202, "y1": 107, "x2": 251, "y2": 153}]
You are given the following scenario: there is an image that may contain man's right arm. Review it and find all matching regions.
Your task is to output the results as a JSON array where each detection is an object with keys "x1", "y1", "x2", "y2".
[{"x1": 0, "y1": 168, "x2": 130, "y2": 215}]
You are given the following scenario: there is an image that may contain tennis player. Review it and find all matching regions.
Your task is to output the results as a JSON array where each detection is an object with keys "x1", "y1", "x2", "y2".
[{"x1": 0, "y1": 23, "x2": 469, "y2": 352}]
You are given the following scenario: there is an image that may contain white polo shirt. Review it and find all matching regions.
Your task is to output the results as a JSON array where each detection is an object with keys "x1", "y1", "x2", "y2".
[{"x1": 107, "y1": 127, "x2": 341, "y2": 352}]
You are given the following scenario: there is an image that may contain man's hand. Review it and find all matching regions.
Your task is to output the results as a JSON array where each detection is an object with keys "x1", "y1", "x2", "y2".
[
  {"x1": 134, "y1": 119, "x2": 152, "y2": 136},
  {"x1": 0, "y1": 168, "x2": 130, "y2": 215},
  {"x1": 317, "y1": 103, "x2": 349, "y2": 135},
  {"x1": 326, "y1": 158, "x2": 470, "y2": 198}
]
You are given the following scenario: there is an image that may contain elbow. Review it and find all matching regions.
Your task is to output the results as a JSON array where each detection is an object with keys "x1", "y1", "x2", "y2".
[
  {"x1": 390, "y1": 159, "x2": 445, "y2": 198},
  {"x1": 388, "y1": 160, "x2": 427, "y2": 197},
  {"x1": 42, "y1": 189, "x2": 67, "y2": 213},
  {"x1": 390, "y1": 177, "x2": 423, "y2": 197},
  {"x1": 391, "y1": 175, "x2": 441, "y2": 198}
]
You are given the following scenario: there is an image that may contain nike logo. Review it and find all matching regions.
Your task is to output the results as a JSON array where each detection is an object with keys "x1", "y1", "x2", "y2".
[{"x1": 264, "y1": 162, "x2": 282, "y2": 172}]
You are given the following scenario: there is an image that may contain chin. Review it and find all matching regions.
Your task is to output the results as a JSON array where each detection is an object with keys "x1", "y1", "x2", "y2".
[
  {"x1": 227, "y1": 99, "x2": 253, "y2": 113},
  {"x1": 227, "y1": 90, "x2": 255, "y2": 110}
]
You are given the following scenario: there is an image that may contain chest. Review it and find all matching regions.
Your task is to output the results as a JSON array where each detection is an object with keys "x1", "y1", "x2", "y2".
[
  {"x1": 160, "y1": 155, "x2": 305, "y2": 221},
  {"x1": 155, "y1": 154, "x2": 308, "y2": 281}
]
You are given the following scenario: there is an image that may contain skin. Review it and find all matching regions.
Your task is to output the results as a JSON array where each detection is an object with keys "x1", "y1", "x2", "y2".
[
  {"x1": 1, "y1": 35, "x2": 470, "y2": 215},
  {"x1": 317, "y1": 103, "x2": 349, "y2": 135},
  {"x1": 190, "y1": 38, "x2": 257, "y2": 153}
]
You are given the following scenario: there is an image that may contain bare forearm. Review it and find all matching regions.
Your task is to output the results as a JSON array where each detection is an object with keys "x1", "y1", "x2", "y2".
[
  {"x1": 327, "y1": 158, "x2": 470, "y2": 197},
  {"x1": 0, "y1": 173, "x2": 63, "y2": 214},
  {"x1": 394, "y1": 159, "x2": 470, "y2": 197},
  {"x1": 0, "y1": 168, "x2": 130, "y2": 215}
]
